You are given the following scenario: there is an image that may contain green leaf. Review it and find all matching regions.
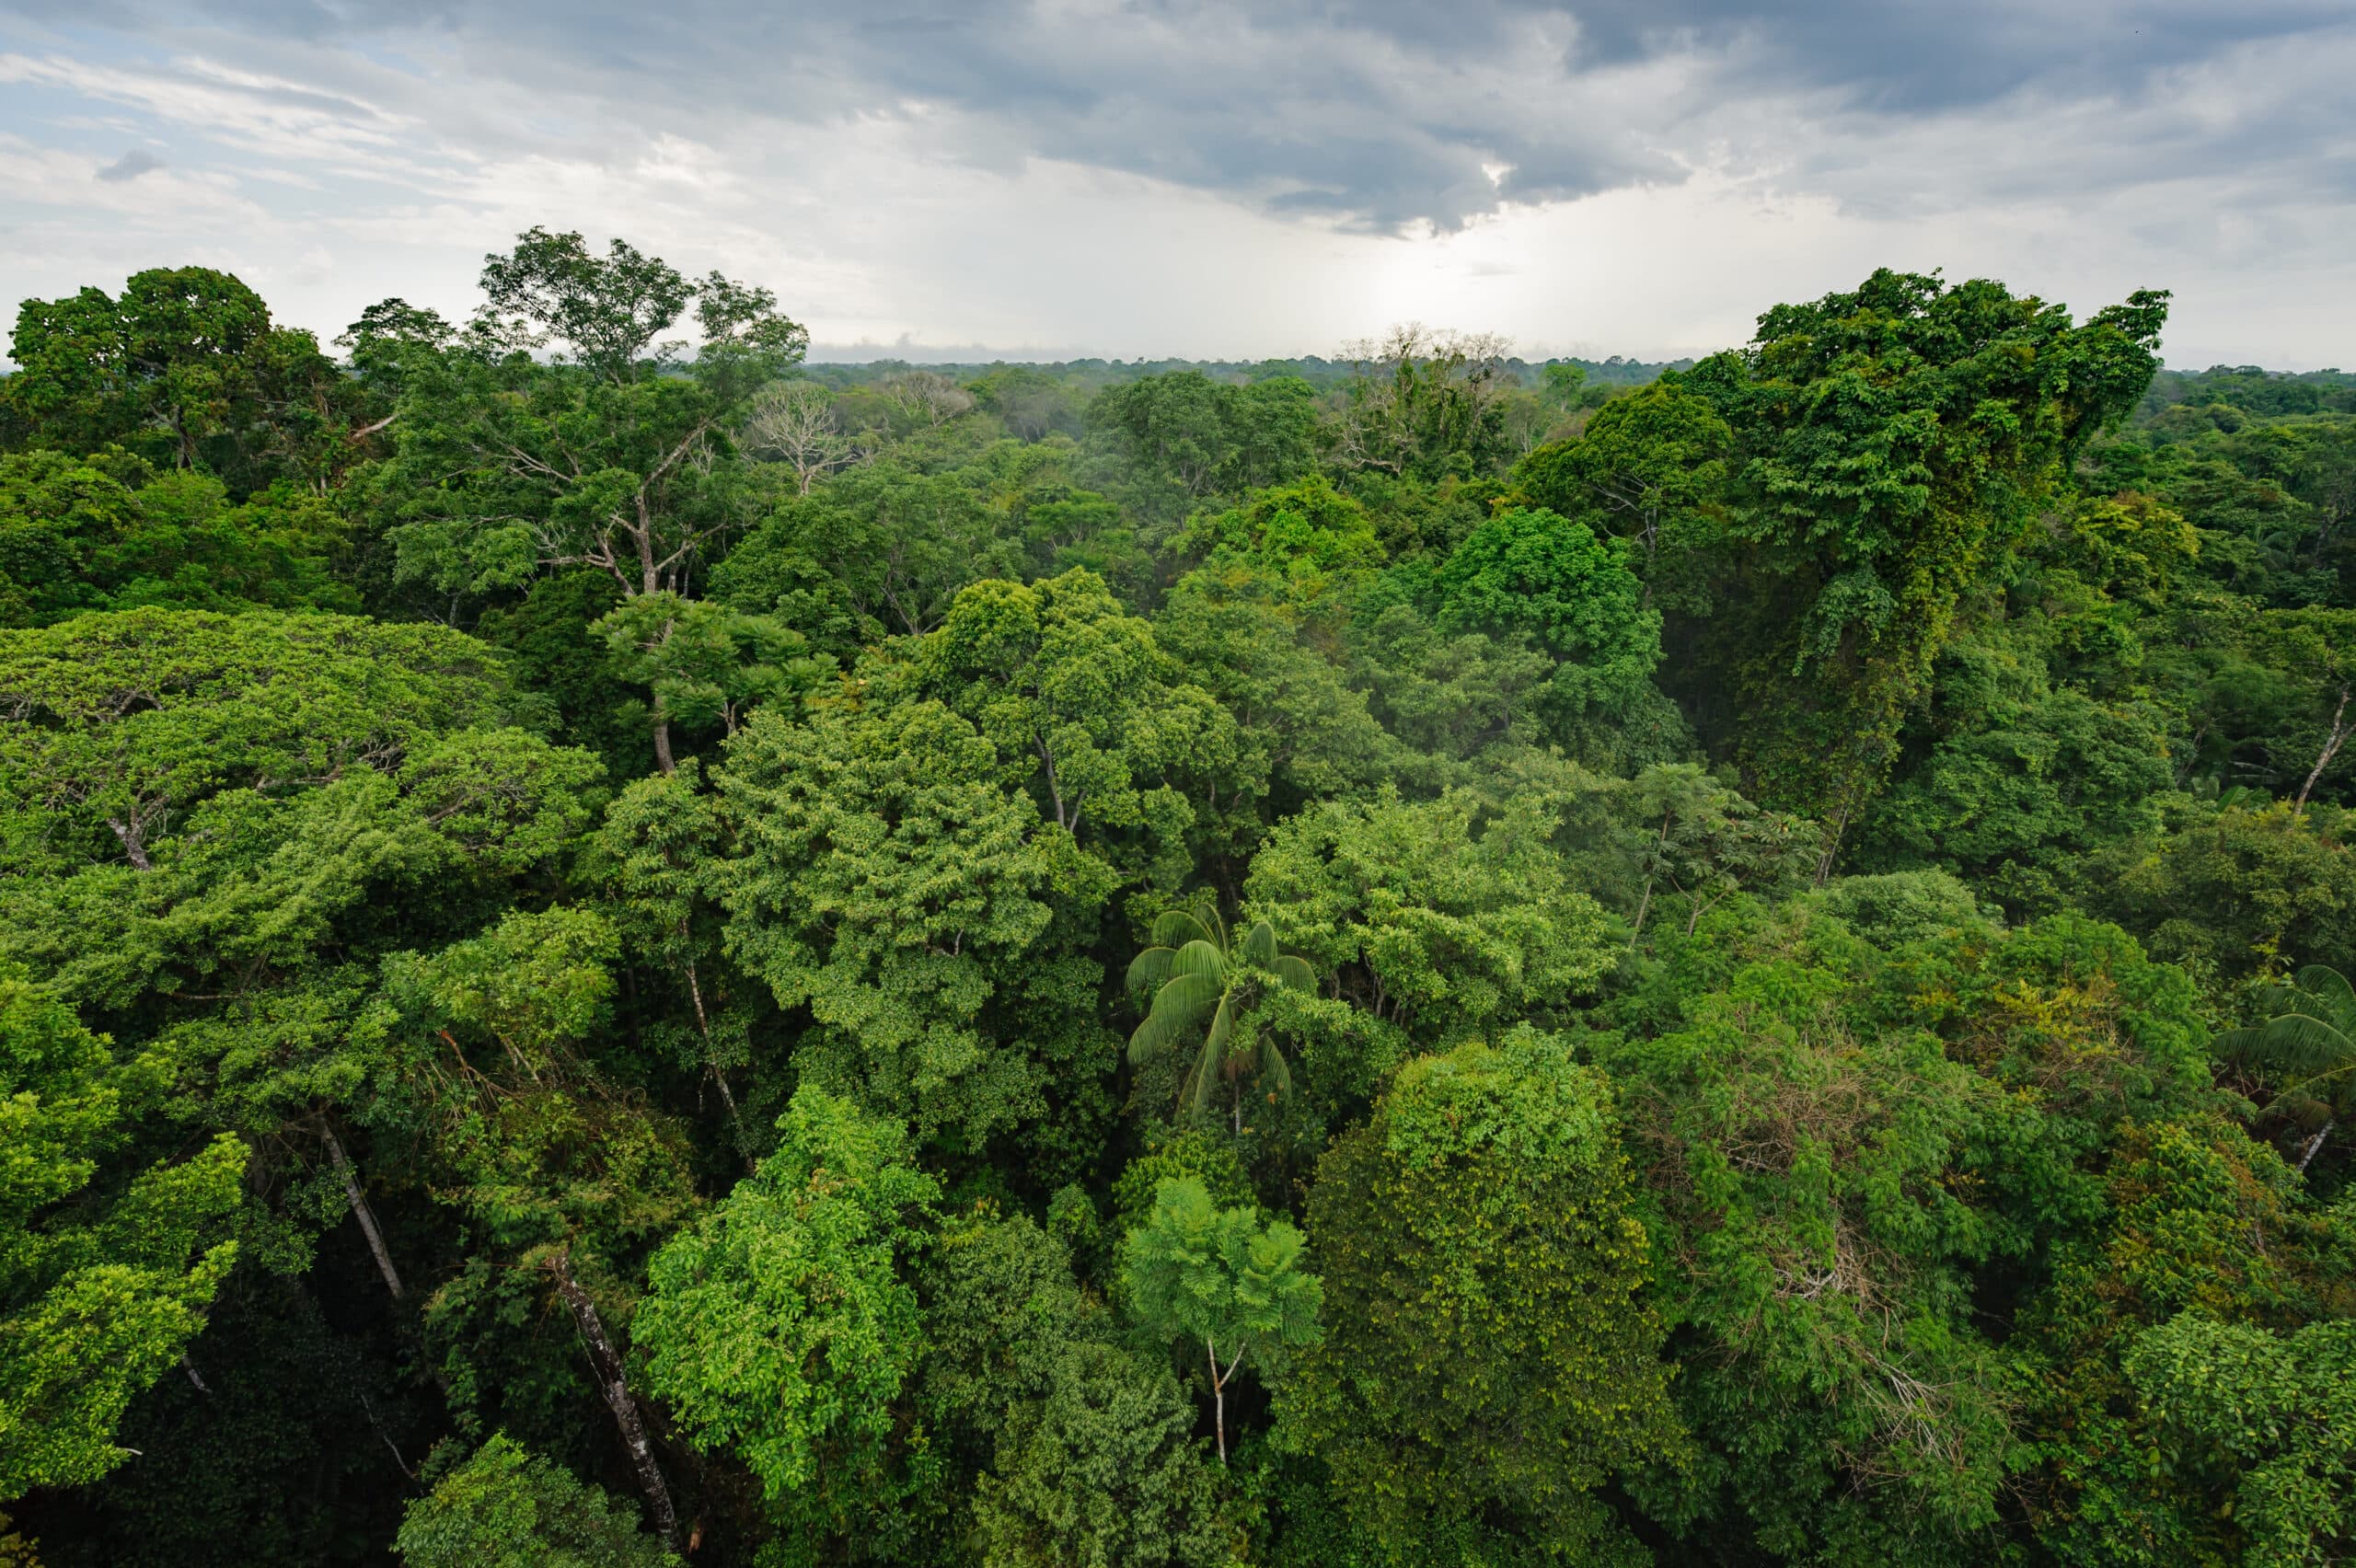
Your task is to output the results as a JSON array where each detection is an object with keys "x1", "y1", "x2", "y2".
[
  {"x1": 1128, "y1": 974, "x2": 1221, "y2": 1066},
  {"x1": 1149, "y1": 909, "x2": 1213, "y2": 951},
  {"x1": 1168, "y1": 940, "x2": 1228, "y2": 985}
]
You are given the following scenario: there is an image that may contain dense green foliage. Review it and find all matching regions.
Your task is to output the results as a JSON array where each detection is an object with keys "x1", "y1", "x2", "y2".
[
  {"x1": 394, "y1": 1434, "x2": 680, "y2": 1568},
  {"x1": 4, "y1": 239, "x2": 2351, "y2": 1565}
]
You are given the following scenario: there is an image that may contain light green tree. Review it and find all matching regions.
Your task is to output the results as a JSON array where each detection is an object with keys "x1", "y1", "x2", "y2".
[
  {"x1": 2123, "y1": 1312, "x2": 2356, "y2": 1567},
  {"x1": 1118, "y1": 1176, "x2": 1322, "y2": 1462},
  {"x1": 636, "y1": 1086, "x2": 940, "y2": 1533},
  {"x1": 1242, "y1": 790, "x2": 1616, "y2": 1043},
  {"x1": 715, "y1": 698, "x2": 1117, "y2": 1166},
  {"x1": 0, "y1": 968, "x2": 243, "y2": 1500},
  {"x1": 593, "y1": 590, "x2": 827, "y2": 760},
  {"x1": 1621, "y1": 763, "x2": 1816, "y2": 939},
  {"x1": 917, "y1": 570, "x2": 1237, "y2": 878}
]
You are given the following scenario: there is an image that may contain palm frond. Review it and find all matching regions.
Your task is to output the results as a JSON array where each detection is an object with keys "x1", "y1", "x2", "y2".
[
  {"x1": 1242, "y1": 920, "x2": 1277, "y2": 966},
  {"x1": 2246, "y1": 1011, "x2": 2356, "y2": 1078},
  {"x1": 1273, "y1": 954, "x2": 1316, "y2": 993},
  {"x1": 1126, "y1": 945, "x2": 1178, "y2": 993},
  {"x1": 1128, "y1": 973, "x2": 1221, "y2": 1065},
  {"x1": 1150, "y1": 908, "x2": 1213, "y2": 951},
  {"x1": 2213, "y1": 1026, "x2": 2274, "y2": 1060},
  {"x1": 1187, "y1": 997, "x2": 1234, "y2": 1115},
  {"x1": 1170, "y1": 940, "x2": 1228, "y2": 984},
  {"x1": 1257, "y1": 1032, "x2": 1293, "y2": 1101},
  {"x1": 2251, "y1": 983, "x2": 2306, "y2": 1020},
  {"x1": 1204, "y1": 993, "x2": 1234, "y2": 1061},
  {"x1": 2292, "y1": 964, "x2": 2356, "y2": 1025},
  {"x1": 1189, "y1": 1034, "x2": 1222, "y2": 1114}
]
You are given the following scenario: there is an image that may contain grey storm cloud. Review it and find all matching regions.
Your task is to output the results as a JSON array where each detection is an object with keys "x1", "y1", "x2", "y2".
[
  {"x1": 94, "y1": 146, "x2": 163, "y2": 180},
  {"x1": 14, "y1": 0, "x2": 2356, "y2": 229}
]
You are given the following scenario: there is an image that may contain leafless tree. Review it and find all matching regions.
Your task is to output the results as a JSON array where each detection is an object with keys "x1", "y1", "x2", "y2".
[
  {"x1": 881, "y1": 369, "x2": 976, "y2": 428},
  {"x1": 1332, "y1": 324, "x2": 1516, "y2": 476},
  {"x1": 742, "y1": 379, "x2": 863, "y2": 494}
]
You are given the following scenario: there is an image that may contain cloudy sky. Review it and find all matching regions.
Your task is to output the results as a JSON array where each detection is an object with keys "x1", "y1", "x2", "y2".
[{"x1": 2, "y1": 1, "x2": 2351, "y2": 366}]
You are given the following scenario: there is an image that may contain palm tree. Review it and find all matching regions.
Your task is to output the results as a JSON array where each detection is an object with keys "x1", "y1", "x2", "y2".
[
  {"x1": 1127, "y1": 902, "x2": 1316, "y2": 1132},
  {"x1": 2216, "y1": 964, "x2": 2356, "y2": 1174}
]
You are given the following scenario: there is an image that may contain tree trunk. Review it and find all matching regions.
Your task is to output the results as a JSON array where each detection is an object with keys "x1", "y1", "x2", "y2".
[
  {"x1": 633, "y1": 502, "x2": 663, "y2": 598},
  {"x1": 322, "y1": 1127, "x2": 404, "y2": 1299},
  {"x1": 1630, "y1": 810, "x2": 1671, "y2": 946},
  {"x1": 1206, "y1": 1338, "x2": 1227, "y2": 1465},
  {"x1": 547, "y1": 1251, "x2": 685, "y2": 1555},
  {"x1": 685, "y1": 961, "x2": 751, "y2": 1162},
  {"x1": 1812, "y1": 798, "x2": 1853, "y2": 891},
  {"x1": 2297, "y1": 1119, "x2": 2334, "y2": 1175},
  {"x1": 2294, "y1": 686, "x2": 2351, "y2": 813},
  {"x1": 107, "y1": 817, "x2": 155, "y2": 871},
  {"x1": 649, "y1": 614, "x2": 681, "y2": 776}
]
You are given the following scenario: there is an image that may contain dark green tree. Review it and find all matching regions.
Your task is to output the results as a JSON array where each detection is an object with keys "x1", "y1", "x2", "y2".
[
  {"x1": 1680, "y1": 271, "x2": 2167, "y2": 849},
  {"x1": 2217, "y1": 964, "x2": 2356, "y2": 1173},
  {"x1": 0, "y1": 969, "x2": 243, "y2": 1500},
  {"x1": 383, "y1": 229, "x2": 807, "y2": 771},
  {"x1": 1286, "y1": 1029, "x2": 1679, "y2": 1563},
  {"x1": 394, "y1": 1434, "x2": 680, "y2": 1568},
  {"x1": 4, "y1": 267, "x2": 351, "y2": 487}
]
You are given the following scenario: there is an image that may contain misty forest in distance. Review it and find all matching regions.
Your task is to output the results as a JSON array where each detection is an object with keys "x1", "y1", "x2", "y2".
[{"x1": 1, "y1": 225, "x2": 2354, "y2": 1568}]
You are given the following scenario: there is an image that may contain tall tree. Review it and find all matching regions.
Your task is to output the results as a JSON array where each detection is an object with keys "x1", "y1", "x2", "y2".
[
  {"x1": 4, "y1": 267, "x2": 352, "y2": 488},
  {"x1": 1333, "y1": 326, "x2": 1518, "y2": 481},
  {"x1": 384, "y1": 229, "x2": 808, "y2": 771},
  {"x1": 1679, "y1": 271, "x2": 2167, "y2": 855}
]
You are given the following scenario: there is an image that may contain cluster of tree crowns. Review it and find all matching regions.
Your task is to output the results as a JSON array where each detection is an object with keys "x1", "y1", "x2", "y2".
[{"x1": 2, "y1": 228, "x2": 2353, "y2": 1568}]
